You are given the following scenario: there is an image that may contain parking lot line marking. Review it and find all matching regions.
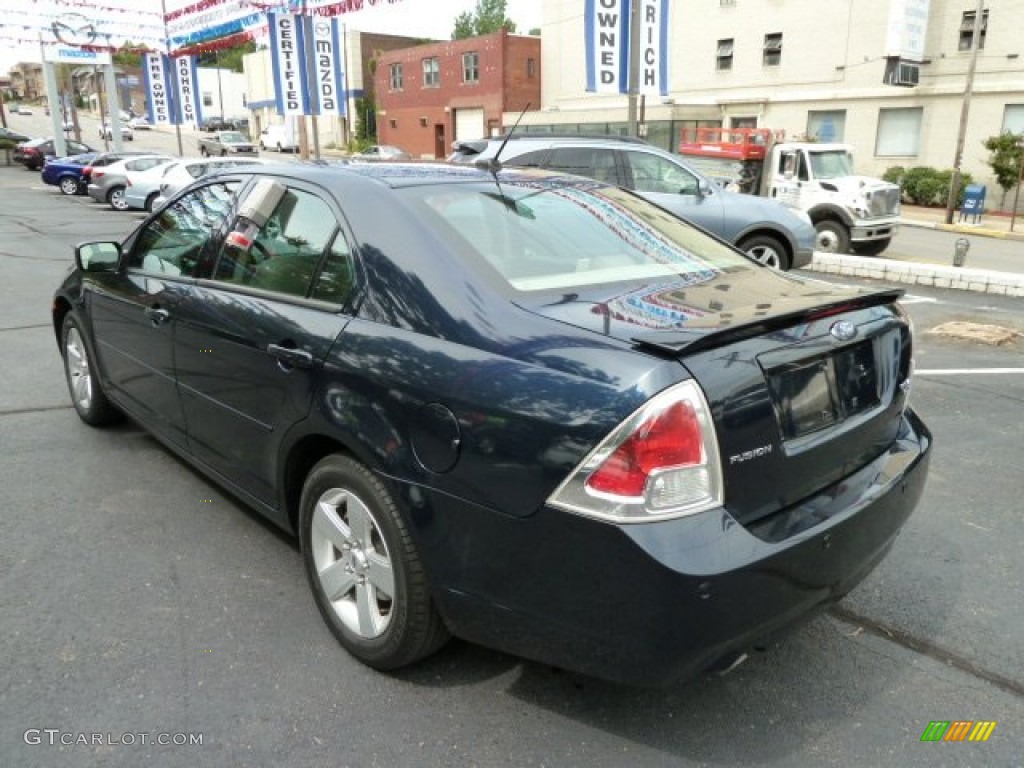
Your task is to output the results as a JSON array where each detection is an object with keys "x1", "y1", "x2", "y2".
[{"x1": 915, "y1": 368, "x2": 1024, "y2": 375}]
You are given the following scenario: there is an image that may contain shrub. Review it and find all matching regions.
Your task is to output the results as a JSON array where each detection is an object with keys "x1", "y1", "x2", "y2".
[{"x1": 882, "y1": 166, "x2": 905, "y2": 186}]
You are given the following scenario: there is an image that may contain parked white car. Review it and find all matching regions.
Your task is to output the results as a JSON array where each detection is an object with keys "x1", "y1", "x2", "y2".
[
  {"x1": 153, "y1": 157, "x2": 269, "y2": 209},
  {"x1": 99, "y1": 122, "x2": 134, "y2": 141}
]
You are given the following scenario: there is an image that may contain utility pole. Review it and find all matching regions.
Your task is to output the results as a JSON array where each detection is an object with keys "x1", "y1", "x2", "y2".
[
  {"x1": 625, "y1": 0, "x2": 642, "y2": 138},
  {"x1": 944, "y1": 0, "x2": 986, "y2": 224}
]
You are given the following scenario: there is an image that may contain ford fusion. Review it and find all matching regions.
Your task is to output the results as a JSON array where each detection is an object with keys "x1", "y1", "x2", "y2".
[{"x1": 53, "y1": 162, "x2": 931, "y2": 686}]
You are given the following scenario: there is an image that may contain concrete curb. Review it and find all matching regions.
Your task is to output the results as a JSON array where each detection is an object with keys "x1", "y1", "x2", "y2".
[
  {"x1": 899, "y1": 216, "x2": 1024, "y2": 242},
  {"x1": 805, "y1": 252, "x2": 1024, "y2": 297}
]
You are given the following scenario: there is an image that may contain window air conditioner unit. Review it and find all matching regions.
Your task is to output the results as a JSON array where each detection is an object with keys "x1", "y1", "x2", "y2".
[{"x1": 896, "y1": 62, "x2": 920, "y2": 86}]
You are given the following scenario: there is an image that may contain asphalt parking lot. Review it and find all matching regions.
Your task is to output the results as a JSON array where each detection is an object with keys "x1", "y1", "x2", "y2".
[{"x1": 1, "y1": 164, "x2": 1022, "y2": 768}]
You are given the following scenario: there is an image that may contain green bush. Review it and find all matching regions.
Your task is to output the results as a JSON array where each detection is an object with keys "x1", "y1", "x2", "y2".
[
  {"x1": 895, "y1": 166, "x2": 974, "y2": 206},
  {"x1": 882, "y1": 166, "x2": 905, "y2": 186}
]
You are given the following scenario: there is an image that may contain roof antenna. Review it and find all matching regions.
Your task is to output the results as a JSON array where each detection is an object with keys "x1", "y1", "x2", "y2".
[{"x1": 476, "y1": 102, "x2": 531, "y2": 174}]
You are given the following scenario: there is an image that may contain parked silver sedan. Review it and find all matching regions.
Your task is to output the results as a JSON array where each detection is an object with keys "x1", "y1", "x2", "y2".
[{"x1": 86, "y1": 154, "x2": 176, "y2": 210}]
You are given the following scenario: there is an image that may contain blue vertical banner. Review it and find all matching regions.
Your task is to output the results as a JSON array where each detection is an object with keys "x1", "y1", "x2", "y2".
[
  {"x1": 269, "y1": 12, "x2": 311, "y2": 116},
  {"x1": 172, "y1": 55, "x2": 202, "y2": 128},
  {"x1": 638, "y1": 0, "x2": 670, "y2": 97},
  {"x1": 584, "y1": 0, "x2": 670, "y2": 95},
  {"x1": 307, "y1": 16, "x2": 346, "y2": 116},
  {"x1": 143, "y1": 52, "x2": 175, "y2": 126},
  {"x1": 585, "y1": 0, "x2": 630, "y2": 93}
]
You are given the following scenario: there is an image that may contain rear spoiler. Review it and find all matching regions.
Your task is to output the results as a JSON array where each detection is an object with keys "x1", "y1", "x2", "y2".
[{"x1": 632, "y1": 288, "x2": 905, "y2": 357}]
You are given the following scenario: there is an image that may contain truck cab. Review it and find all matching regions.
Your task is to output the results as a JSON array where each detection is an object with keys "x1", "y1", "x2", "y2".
[{"x1": 770, "y1": 143, "x2": 900, "y2": 255}]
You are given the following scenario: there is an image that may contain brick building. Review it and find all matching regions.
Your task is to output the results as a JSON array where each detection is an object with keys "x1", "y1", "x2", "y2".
[{"x1": 374, "y1": 29, "x2": 541, "y2": 159}]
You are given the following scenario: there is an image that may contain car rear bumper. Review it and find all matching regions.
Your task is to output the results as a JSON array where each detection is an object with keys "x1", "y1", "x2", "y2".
[
  {"x1": 418, "y1": 408, "x2": 931, "y2": 686},
  {"x1": 86, "y1": 184, "x2": 105, "y2": 203}
]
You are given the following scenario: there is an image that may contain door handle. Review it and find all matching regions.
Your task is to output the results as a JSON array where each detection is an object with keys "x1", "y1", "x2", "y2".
[
  {"x1": 267, "y1": 343, "x2": 313, "y2": 370},
  {"x1": 144, "y1": 307, "x2": 170, "y2": 326}
]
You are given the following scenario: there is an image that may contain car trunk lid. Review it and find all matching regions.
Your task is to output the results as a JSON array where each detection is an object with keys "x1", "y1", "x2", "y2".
[{"x1": 520, "y1": 276, "x2": 913, "y2": 528}]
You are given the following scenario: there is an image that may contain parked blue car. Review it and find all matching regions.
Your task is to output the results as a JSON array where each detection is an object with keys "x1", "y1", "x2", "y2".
[{"x1": 41, "y1": 153, "x2": 99, "y2": 195}]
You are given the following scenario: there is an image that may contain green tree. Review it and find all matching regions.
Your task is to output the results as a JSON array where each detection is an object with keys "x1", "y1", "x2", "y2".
[
  {"x1": 112, "y1": 42, "x2": 142, "y2": 69},
  {"x1": 197, "y1": 41, "x2": 258, "y2": 74},
  {"x1": 982, "y1": 132, "x2": 1024, "y2": 207},
  {"x1": 452, "y1": 0, "x2": 516, "y2": 40}
]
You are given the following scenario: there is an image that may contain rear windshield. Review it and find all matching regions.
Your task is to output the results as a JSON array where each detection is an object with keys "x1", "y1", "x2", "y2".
[{"x1": 398, "y1": 176, "x2": 753, "y2": 292}]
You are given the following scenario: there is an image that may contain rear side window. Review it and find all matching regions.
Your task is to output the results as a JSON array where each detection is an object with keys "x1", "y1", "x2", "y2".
[{"x1": 546, "y1": 147, "x2": 622, "y2": 186}]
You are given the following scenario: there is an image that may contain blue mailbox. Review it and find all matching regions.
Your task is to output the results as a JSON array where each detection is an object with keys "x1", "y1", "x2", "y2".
[{"x1": 959, "y1": 184, "x2": 986, "y2": 223}]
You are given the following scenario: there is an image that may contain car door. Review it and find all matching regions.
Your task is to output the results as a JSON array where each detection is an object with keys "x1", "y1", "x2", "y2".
[
  {"x1": 621, "y1": 149, "x2": 726, "y2": 236},
  {"x1": 173, "y1": 181, "x2": 355, "y2": 507},
  {"x1": 86, "y1": 181, "x2": 238, "y2": 447}
]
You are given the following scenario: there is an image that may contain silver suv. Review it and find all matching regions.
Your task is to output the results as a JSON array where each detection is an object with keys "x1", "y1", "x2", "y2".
[{"x1": 450, "y1": 134, "x2": 815, "y2": 270}]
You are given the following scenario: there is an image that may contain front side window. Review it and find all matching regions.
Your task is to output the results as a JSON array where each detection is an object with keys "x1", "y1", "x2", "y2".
[
  {"x1": 423, "y1": 57, "x2": 440, "y2": 88},
  {"x1": 763, "y1": 33, "x2": 783, "y2": 67},
  {"x1": 625, "y1": 151, "x2": 700, "y2": 195},
  {"x1": 389, "y1": 62, "x2": 403, "y2": 90},
  {"x1": 129, "y1": 182, "x2": 238, "y2": 277},
  {"x1": 214, "y1": 187, "x2": 348, "y2": 302}
]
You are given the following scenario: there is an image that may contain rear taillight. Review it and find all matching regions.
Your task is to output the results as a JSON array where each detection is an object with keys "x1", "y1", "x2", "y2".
[
  {"x1": 92, "y1": 170, "x2": 104, "y2": 179},
  {"x1": 548, "y1": 380, "x2": 723, "y2": 523}
]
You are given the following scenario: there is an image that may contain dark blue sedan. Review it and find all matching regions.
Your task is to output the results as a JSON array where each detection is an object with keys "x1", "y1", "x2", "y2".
[
  {"x1": 41, "y1": 152, "x2": 99, "y2": 195},
  {"x1": 52, "y1": 163, "x2": 932, "y2": 686}
]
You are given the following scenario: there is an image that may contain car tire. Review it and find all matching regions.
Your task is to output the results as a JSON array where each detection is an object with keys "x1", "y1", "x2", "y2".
[
  {"x1": 108, "y1": 186, "x2": 128, "y2": 211},
  {"x1": 738, "y1": 234, "x2": 790, "y2": 270},
  {"x1": 61, "y1": 314, "x2": 120, "y2": 426},
  {"x1": 851, "y1": 238, "x2": 891, "y2": 257},
  {"x1": 299, "y1": 454, "x2": 449, "y2": 671},
  {"x1": 276, "y1": 143, "x2": 283, "y2": 153},
  {"x1": 59, "y1": 177, "x2": 79, "y2": 196},
  {"x1": 814, "y1": 220, "x2": 851, "y2": 254},
  {"x1": 145, "y1": 192, "x2": 159, "y2": 213},
  {"x1": 200, "y1": 147, "x2": 209, "y2": 157}
]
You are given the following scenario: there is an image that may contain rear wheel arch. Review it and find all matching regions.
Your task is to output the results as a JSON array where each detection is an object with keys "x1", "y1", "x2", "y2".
[{"x1": 282, "y1": 434, "x2": 358, "y2": 534}]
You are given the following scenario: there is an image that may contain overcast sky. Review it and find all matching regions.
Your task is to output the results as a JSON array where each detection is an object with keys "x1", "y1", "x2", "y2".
[{"x1": 0, "y1": 0, "x2": 542, "y2": 74}]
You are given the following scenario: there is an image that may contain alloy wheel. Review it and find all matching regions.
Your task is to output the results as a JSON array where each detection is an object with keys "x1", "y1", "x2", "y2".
[
  {"x1": 310, "y1": 487, "x2": 395, "y2": 640},
  {"x1": 64, "y1": 325, "x2": 93, "y2": 412}
]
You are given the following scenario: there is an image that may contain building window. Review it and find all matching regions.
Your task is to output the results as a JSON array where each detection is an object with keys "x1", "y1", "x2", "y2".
[
  {"x1": 389, "y1": 63, "x2": 403, "y2": 90},
  {"x1": 876, "y1": 107, "x2": 923, "y2": 156},
  {"x1": 1002, "y1": 104, "x2": 1024, "y2": 134},
  {"x1": 389, "y1": 119, "x2": 397, "y2": 129},
  {"x1": 422, "y1": 57, "x2": 440, "y2": 88},
  {"x1": 807, "y1": 110, "x2": 847, "y2": 142},
  {"x1": 720, "y1": 0, "x2": 735, "y2": 5},
  {"x1": 959, "y1": 9, "x2": 988, "y2": 51},
  {"x1": 462, "y1": 52, "x2": 479, "y2": 83},
  {"x1": 527, "y1": 58, "x2": 536, "y2": 78},
  {"x1": 763, "y1": 33, "x2": 782, "y2": 66},
  {"x1": 716, "y1": 39, "x2": 734, "y2": 71},
  {"x1": 203, "y1": 92, "x2": 213, "y2": 107}
]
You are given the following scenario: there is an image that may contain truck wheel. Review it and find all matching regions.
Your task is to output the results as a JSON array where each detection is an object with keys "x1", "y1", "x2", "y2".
[
  {"x1": 814, "y1": 220, "x2": 851, "y2": 254},
  {"x1": 200, "y1": 146, "x2": 209, "y2": 157},
  {"x1": 738, "y1": 234, "x2": 790, "y2": 270},
  {"x1": 852, "y1": 238, "x2": 891, "y2": 257}
]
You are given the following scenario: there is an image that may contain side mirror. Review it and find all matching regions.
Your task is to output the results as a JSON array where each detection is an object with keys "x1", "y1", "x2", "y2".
[{"x1": 75, "y1": 241, "x2": 121, "y2": 273}]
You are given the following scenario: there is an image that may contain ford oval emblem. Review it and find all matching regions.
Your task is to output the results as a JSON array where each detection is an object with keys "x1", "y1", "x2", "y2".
[{"x1": 830, "y1": 320, "x2": 857, "y2": 341}]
